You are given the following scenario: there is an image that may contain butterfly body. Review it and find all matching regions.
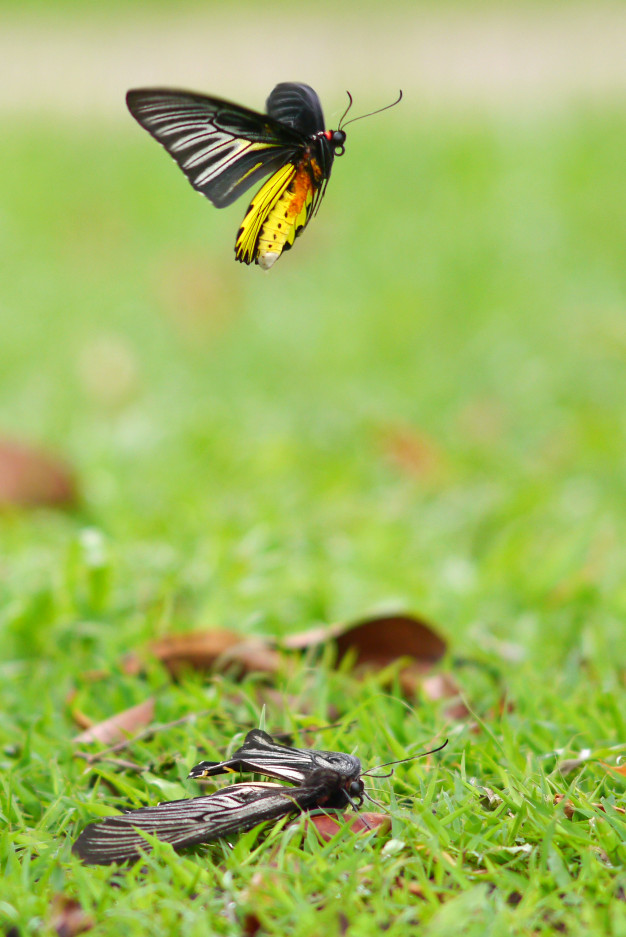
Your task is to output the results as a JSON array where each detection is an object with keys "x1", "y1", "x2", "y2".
[
  {"x1": 188, "y1": 728, "x2": 364, "y2": 803},
  {"x1": 126, "y1": 83, "x2": 346, "y2": 269}
]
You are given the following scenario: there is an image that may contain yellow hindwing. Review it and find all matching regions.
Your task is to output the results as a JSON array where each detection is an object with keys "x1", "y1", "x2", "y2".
[{"x1": 235, "y1": 162, "x2": 318, "y2": 269}]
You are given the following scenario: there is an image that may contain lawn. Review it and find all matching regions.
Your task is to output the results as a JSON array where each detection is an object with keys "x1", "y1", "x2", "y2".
[{"x1": 1, "y1": 77, "x2": 626, "y2": 935}]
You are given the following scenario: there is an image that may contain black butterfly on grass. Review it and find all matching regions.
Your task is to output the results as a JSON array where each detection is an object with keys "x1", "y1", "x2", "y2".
[
  {"x1": 126, "y1": 83, "x2": 402, "y2": 269},
  {"x1": 72, "y1": 729, "x2": 447, "y2": 865}
]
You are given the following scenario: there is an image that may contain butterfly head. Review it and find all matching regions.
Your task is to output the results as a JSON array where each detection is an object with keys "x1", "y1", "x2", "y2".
[
  {"x1": 323, "y1": 129, "x2": 347, "y2": 156},
  {"x1": 348, "y1": 777, "x2": 365, "y2": 800}
]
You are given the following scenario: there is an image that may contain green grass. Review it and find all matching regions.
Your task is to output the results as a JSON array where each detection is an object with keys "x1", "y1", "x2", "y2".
[{"x1": 2, "y1": 98, "x2": 626, "y2": 935}]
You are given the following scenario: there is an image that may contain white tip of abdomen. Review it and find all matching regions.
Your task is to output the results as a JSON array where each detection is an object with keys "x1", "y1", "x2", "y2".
[{"x1": 258, "y1": 251, "x2": 280, "y2": 271}]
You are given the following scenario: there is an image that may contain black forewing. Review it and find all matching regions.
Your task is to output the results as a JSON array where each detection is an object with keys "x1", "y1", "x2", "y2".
[
  {"x1": 265, "y1": 83, "x2": 325, "y2": 136},
  {"x1": 188, "y1": 729, "x2": 362, "y2": 786},
  {"x1": 72, "y1": 771, "x2": 351, "y2": 866},
  {"x1": 73, "y1": 782, "x2": 295, "y2": 865},
  {"x1": 126, "y1": 89, "x2": 306, "y2": 208}
]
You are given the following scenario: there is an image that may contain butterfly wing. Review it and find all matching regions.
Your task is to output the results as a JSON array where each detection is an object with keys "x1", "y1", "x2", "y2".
[
  {"x1": 189, "y1": 729, "x2": 362, "y2": 786},
  {"x1": 72, "y1": 782, "x2": 300, "y2": 865},
  {"x1": 72, "y1": 773, "x2": 348, "y2": 866},
  {"x1": 266, "y1": 82, "x2": 326, "y2": 135},
  {"x1": 126, "y1": 88, "x2": 305, "y2": 208},
  {"x1": 235, "y1": 148, "x2": 334, "y2": 269}
]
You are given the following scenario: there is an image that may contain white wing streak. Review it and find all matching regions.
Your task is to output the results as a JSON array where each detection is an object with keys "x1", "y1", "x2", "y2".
[
  {"x1": 72, "y1": 782, "x2": 304, "y2": 865},
  {"x1": 127, "y1": 89, "x2": 303, "y2": 208}
]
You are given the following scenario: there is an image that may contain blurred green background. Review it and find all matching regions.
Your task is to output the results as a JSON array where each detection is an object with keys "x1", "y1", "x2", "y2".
[
  {"x1": 2, "y1": 1, "x2": 625, "y2": 663},
  {"x1": 2, "y1": 2, "x2": 626, "y2": 932}
]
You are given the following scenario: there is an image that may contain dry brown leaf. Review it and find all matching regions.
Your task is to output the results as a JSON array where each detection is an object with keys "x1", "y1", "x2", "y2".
[
  {"x1": 69, "y1": 707, "x2": 94, "y2": 731},
  {"x1": 601, "y1": 761, "x2": 626, "y2": 778},
  {"x1": 283, "y1": 613, "x2": 446, "y2": 667},
  {"x1": 335, "y1": 614, "x2": 446, "y2": 668},
  {"x1": 283, "y1": 613, "x2": 454, "y2": 708},
  {"x1": 419, "y1": 672, "x2": 460, "y2": 702},
  {"x1": 150, "y1": 629, "x2": 243, "y2": 677},
  {"x1": 124, "y1": 630, "x2": 280, "y2": 679},
  {"x1": 49, "y1": 895, "x2": 94, "y2": 937},
  {"x1": 400, "y1": 669, "x2": 469, "y2": 717},
  {"x1": 0, "y1": 440, "x2": 77, "y2": 508},
  {"x1": 554, "y1": 792, "x2": 625, "y2": 820},
  {"x1": 304, "y1": 812, "x2": 391, "y2": 843},
  {"x1": 553, "y1": 794, "x2": 575, "y2": 819},
  {"x1": 591, "y1": 801, "x2": 626, "y2": 816},
  {"x1": 218, "y1": 639, "x2": 282, "y2": 676},
  {"x1": 241, "y1": 912, "x2": 263, "y2": 937},
  {"x1": 73, "y1": 698, "x2": 155, "y2": 745},
  {"x1": 281, "y1": 620, "x2": 349, "y2": 651}
]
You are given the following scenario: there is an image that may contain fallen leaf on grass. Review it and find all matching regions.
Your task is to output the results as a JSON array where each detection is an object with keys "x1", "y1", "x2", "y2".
[
  {"x1": 304, "y1": 812, "x2": 391, "y2": 842},
  {"x1": 241, "y1": 912, "x2": 262, "y2": 937},
  {"x1": 69, "y1": 706, "x2": 94, "y2": 731},
  {"x1": 73, "y1": 698, "x2": 155, "y2": 745},
  {"x1": 283, "y1": 613, "x2": 446, "y2": 666},
  {"x1": 553, "y1": 793, "x2": 575, "y2": 819},
  {"x1": 595, "y1": 803, "x2": 626, "y2": 815},
  {"x1": 283, "y1": 613, "x2": 463, "y2": 709},
  {"x1": 123, "y1": 631, "x2": 281, "y2": 679},
  {"x1": 49, "y1": 895, "x2": 94, "y2": 937},
  {"x1": 408, "y1": 671, "x2": 470, "y2": 718},
  {"x1": 0, "y1": 440, "x2": 78, "y2": 508},
  {"x1": 601, "y1": 761, "x2": 626, "y2": 778},
  {"x1": 218, "y1": 639, "x2": 282, "y2": 676},
  {"x1": 553, "y1": 792, "x2": 625, "y2": 819}
]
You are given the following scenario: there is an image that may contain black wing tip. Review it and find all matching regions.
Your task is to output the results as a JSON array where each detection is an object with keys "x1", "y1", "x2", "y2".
[
  {"x1": 72, "y1": 831, "x2": 131, "y2": 866},
  {"x1": 187, "y1": 760, "x2": 220, "y2": 779},
  {"x1": 125, "y1": 87, "x2": 149, "y2": 111},
  {"x1": 245, "y1": 728, "x2": 274, "y2": 740},
  {"x1": 125, "y1": 86, "x2": 185, "y2": 114}
]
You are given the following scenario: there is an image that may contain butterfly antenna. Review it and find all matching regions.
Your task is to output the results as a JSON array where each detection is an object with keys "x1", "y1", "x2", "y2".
[
  {"x1": 339, "y1": 90, "x2": 403, "y2": 131},
  {"x1": 362, "y1": 739, "x2": 448, "y2": 777},
  {"x1": 336, "y1": 91, "x2": 354, "y2": 130},
  {"x1": 365, "y1": 768, "x2": 394, "y2": 779}
]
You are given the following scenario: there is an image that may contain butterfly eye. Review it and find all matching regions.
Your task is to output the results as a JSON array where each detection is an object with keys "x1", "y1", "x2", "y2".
[{"x1": 331, "y1": 130, "x2": 346, "y2": 155}]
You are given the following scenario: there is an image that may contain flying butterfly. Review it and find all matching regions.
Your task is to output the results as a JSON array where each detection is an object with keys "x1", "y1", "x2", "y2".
[{"x1": 126, "y1": 83, "x2": 402, "y2": 269}]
